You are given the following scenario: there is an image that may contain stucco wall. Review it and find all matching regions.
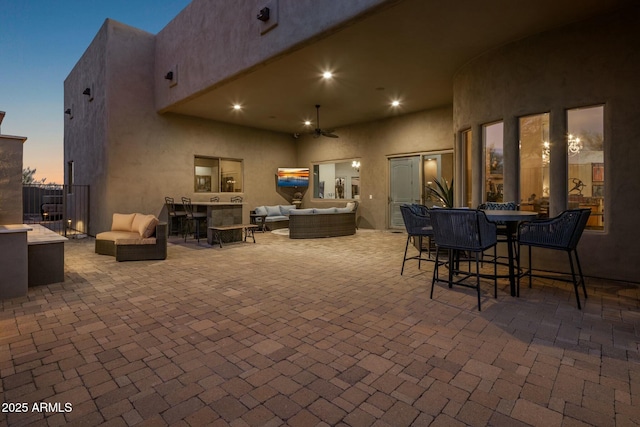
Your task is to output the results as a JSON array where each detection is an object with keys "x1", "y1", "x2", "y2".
[
  {"x1": 296, "y1": 106, "x2": 453, "y2": 229},
  {"x1": 64, "y1": 20, "x2": 110, "y2": 236},
  {"x1": 154, "y1": 0, "x2": 392, "y2": 110},
  {"x1": 0, "y1": 137, "x2": 25, "y2": 224},
  {"x1": 66, "y1": 20, "x2": 297, "y2": 235},
  {"x1": 452, "y1": 7, "x2": 640, "y2": 282}
]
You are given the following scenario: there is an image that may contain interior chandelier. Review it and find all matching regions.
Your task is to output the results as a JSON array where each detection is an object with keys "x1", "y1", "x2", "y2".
[{"x1": 567, "y1": 134, "x2": 583, "y2": 156}]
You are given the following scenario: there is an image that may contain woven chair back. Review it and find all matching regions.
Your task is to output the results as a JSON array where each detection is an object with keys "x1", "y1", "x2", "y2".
[
  {"x1": 430, "y1": 209, "x2": 497, "y2": 251},
  {"x1": 400, "y1": 204, "x2": 432, "y2": 236},
  {"x1": 519, "y1": 208, "x2": 590, "y2": 250}
]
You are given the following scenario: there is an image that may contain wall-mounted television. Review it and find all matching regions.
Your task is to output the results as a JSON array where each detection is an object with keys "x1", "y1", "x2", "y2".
[{"x1": 277, "y1": 167, "x2": 309, "y2": 187}]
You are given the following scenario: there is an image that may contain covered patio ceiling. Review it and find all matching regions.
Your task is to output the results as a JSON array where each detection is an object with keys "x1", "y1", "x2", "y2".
[{"x1": 165, "y1": 0, "x2": 633, "y2": 136}]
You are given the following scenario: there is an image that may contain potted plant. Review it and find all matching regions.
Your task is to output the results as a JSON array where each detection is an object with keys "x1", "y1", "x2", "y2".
[{"x1": 427, "y1": 177, "x2": 454, "y2": 208}]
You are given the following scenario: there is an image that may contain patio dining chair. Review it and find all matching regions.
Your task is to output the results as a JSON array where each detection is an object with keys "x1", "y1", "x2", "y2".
[
  {"x1": 478, "y1": 201, "x2": 518, "y2": 262},
  {"x1": 517, "y1": 208, "x2": 591, "y2": 309},
  {"x1": 400, "y1": 204, "x2": 434, "y2": 275},
  {"x1": 165, "y1": 197, "x2": 186, "y2": 237},
  {"x1": 429, "y1": 209, "x2": 497, "y2": 311},
  {"x1": 181, "y1": 197, "x2": 208, "y2": 243}
]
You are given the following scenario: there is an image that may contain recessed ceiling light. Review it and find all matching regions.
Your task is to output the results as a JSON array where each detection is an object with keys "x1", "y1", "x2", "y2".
[
  {"x1": 304, "y1": 120, "x2": 312, "y2": 126},
  {"x1": 322, "y1": 71, "x2": 333, "y2": 79},
  {"x1": 232, "y1": 104, "x2": 242, "y2": 110},
  {"x1": 391, "y1": 100, "x2": 400, "y2": 107}
]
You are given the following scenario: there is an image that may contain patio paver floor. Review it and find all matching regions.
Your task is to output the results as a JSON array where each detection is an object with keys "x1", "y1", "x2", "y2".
[{"x1": 1, "y1": 230, "x2": 639, "y2": 426}]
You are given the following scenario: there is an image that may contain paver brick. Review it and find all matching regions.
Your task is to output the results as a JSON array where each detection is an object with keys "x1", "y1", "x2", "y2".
[{"x1": 1, "y1": 233, "x2": 638, "y2": 426}]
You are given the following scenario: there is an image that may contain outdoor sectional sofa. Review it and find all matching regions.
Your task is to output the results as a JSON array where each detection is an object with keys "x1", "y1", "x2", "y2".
[
  {"x1": 252, "y1": 204, "x2": 296, "y2": 230},
  {"x1": 95, "y1": 213, "x2": 167, "y2": 261},
  {"x1": 289, "y1": 207, "x2": 356, "y2": 238}
]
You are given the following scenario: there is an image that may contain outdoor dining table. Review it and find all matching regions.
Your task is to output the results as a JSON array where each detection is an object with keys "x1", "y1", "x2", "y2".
[{"x1": 482, "y1": 210, "x2": 538, "y2": 297}]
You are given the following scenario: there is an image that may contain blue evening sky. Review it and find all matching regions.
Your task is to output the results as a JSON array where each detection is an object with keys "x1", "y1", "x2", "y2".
[{"x1": 1, "y1": 0, "x2": 192, "y2": 184}]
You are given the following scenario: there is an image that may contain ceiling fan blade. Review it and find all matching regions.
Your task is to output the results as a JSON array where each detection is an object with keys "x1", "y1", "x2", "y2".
[{"x1": 322, "y1": 131, "x2": 339, "y2": 138}]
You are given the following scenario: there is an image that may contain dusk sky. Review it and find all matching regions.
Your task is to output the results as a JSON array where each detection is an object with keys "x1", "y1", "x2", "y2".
[{"x1": 1, "y1": 0, "x2": 192, "y2": 184}]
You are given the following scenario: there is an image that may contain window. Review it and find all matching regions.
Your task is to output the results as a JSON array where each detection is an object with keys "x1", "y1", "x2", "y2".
[
  {"x1": 313, "y1": 160, "x2": 360, "y2": 199},
  {"x1": 194, "y1": 156, "x2": 243, "y2": 193},
  {"x1": 423, "y1": 152, "x2": 454, "y2": 208},
  {"x1": 519, "y1": 113, "x2": 550, "y2": 217},
  {"x1": 567, "y1": 105, "x2": 604, "y2": 230},
  {"x1": 67, "y1": 161, "x2": 74, "y2": 194},
  {"x1": 484, "y1": 122, "x2": 504, "y2": 202}
]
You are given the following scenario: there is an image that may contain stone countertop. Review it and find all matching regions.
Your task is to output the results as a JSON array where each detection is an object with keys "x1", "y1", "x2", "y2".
[
  {"x1": 0, "y1": 224, "x2": 33, "y2": 234},
  {"x1": 26, "y1": 224, "x2": 68, "y2": 244}
]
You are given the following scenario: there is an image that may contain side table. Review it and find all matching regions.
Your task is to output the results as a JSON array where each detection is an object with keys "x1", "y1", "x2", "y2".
[{"x1": 250, "y1": 213, "x2": 267, "y2": 232}]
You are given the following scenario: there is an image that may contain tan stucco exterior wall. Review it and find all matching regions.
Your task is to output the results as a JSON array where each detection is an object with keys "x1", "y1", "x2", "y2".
[
  {"x1": 0, "y1": 136, "x2": 27, "y2": 224},
  {"x1": 296, "y1": 106, "x2": 453, "y2": 229},
  {"x1": 154, "y1": 0, "x2": 392, "y2": 111},
  {"x1": 65, "y1": 20, "x2": 298, "y2": 235},
  {"x1": 452, "y1": 7, "x2": 640, "y2": 282}
]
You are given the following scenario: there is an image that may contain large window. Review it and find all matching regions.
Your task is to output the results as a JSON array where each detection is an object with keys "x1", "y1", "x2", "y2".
[
  {"x1": 567, "y1": 105, "x2": 604, "y2": 230},
  {"x1": 313, "y1": 160, "x2": 360, "y2": 199},
  {"x1": 519, "y1": 113, "x2": 550, "y2": 217},
  {"x1": 484, "y1": 122, "x2": 504, "y2": 202},
  {"x1": 194, "y1": 156, "x2": 243, "y2": 193}
]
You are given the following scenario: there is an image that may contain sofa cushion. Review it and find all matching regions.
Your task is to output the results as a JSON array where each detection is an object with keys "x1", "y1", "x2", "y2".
[
  {"x1": 112, "y1": 213, "x2": 136, "y2": 232},
  {"x1": 254, "y1": 206, "x2": 267, "y2": 216},
  {"x1": 336, "y1": 207, "x2": 352, "y2": 213},
  {"x1": 346, "y1": 202, "x2": 356, "y2": 212},
  {"x1": 314, "y1": 208, "x2": 338, "y2": 214},
  {"x1": 97, "y1": 230, "x2": 140, "y2": 241},
  {"x1": 265, "y1": 205, "x2": 282, "y2": 216},
  {"x1": 136, "y1": 215, "x2": 159, "y2": 238},
  {"x1": 264, "y1": 215, "x2": 288, "y2": 222},
  {"x1": 115, "y1": 237, "x2": 157, "y2": 245},
  {"x1": 289, "y1": 209, "x2": 314, "y2": 215},
  {"x1": 279, "y1": 205, "x2": 296, "y2": 216}
]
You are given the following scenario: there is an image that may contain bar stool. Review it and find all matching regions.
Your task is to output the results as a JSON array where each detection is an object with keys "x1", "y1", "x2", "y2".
[
  {"x1": 165, "y1": 197, "x2": 186, "y2": 237},
  {"x1": 181, "y1": 197, "x2": 207, "y2": 243}
]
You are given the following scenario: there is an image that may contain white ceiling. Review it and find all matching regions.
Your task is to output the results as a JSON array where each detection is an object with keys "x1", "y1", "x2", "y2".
[{"x1": 165, "y1": 0, "x2": 633, "y2": 136}]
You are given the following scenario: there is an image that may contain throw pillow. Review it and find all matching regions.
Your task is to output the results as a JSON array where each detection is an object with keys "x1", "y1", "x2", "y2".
[
  {"x1": 112, "y1": 213, "x2": 136, "y2": 232},
  {"x1": 266, "y1": 205, "x2": 281, "y2": 216},
  {"x1": 139, "y1": 215, "x2": 159, "y2": 238}
]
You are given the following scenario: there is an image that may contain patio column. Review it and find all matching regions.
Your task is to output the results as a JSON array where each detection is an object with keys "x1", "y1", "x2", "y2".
[
  {"x1": 503, "y1": 116, "x2": 519, "y2": 204},
  {"x1": 549, "y1": 108, "x2": 567, "y2": 217}
]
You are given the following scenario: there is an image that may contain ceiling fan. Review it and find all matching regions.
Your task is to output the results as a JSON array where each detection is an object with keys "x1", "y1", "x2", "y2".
[{"x1": 310, "y1": 104, "x2": 339, "y2": 138}]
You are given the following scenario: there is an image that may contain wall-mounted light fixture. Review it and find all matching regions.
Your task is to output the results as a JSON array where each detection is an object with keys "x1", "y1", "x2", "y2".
[
  {"x1": 65, "y1": 108, "x2": 72, "y2": 115},
  {"x1": 82, "y1": 88, "x2": 91, "y2": 96},
  {"x1": 257, "y1": 7, "x2": 270, "y2": 21},
  {"x1": 164, "y1": 71, "x2": 174, "y2": 80}
]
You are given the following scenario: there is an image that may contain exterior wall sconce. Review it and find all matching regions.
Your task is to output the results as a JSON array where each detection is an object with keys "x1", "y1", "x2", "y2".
[
  {"x1": 257, "y1": 7, "x2": 270, "y2": 21},
  {"x1": 165, "y1": 66, "x2": 178, "y2": 87},
  {"x1": 65, "y1": 109, "x2": 71, "y2": 115},
  {"x1": 83, "y1": 85, "x2": 94, "y2": 102}
]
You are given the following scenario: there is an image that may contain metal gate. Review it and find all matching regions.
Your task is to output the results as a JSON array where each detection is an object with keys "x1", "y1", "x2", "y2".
[{"x1": 23, "y1": 184, "x2": 90, "y2": 237}]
